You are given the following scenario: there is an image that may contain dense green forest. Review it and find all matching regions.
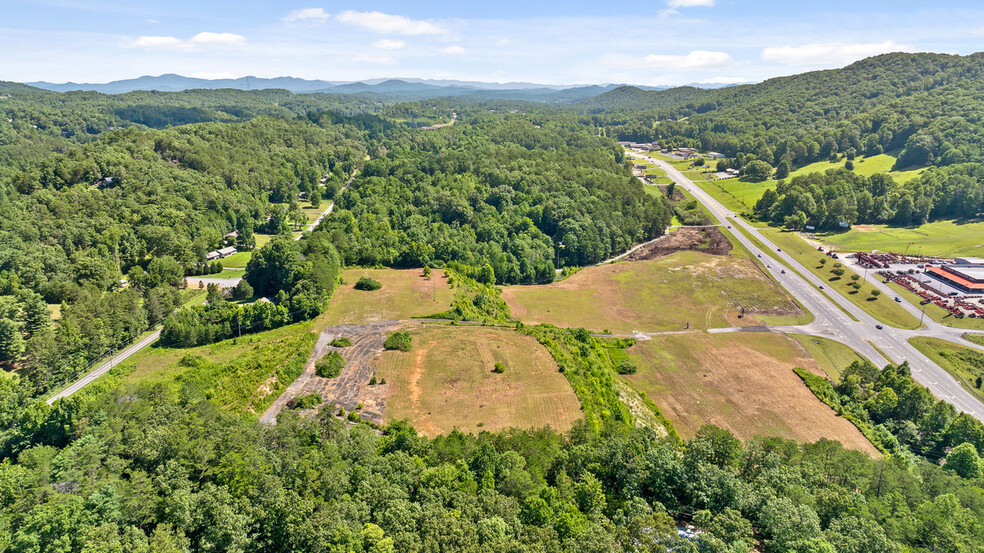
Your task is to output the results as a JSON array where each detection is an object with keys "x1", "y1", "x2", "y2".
[
  {"x1": 0, "y1": 376, "x2": 982, "y2": 553},
  {"x1": 753, "y1": 164, "x2": 984, "y2": 228},
  {"x1": 585, "y1": 53, "x2": 984, "y2": 173},
  {"x1": 318, "y1": 112, "x2": 671, "y2": 283}
]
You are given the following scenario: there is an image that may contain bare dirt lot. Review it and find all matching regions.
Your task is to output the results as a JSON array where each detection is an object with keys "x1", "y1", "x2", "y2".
[
  {"x1": 626, "y1": 227, "x2": 732, "y2": 261},
  {"x1": 260, "y1": 320, "x2": 404, "y2": 424},
  {"x1": 624, "y1": 332, "x2": 878, "y2": 455},
  {"x1": 375, "y1": 325, "x2": 582, "y2": 437}
]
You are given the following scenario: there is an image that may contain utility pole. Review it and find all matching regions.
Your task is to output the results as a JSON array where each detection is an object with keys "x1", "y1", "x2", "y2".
[{"x1": 920, "y1": 301, "x2": 928, "y2": 326}]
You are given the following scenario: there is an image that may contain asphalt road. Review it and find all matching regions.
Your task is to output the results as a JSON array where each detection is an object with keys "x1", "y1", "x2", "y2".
[
  {"x1": 632, "y1": 152, "x2": 984, "y2": 421},
  {"x1": 46, "y1": 329, "x2": 162, "y2": 405}
]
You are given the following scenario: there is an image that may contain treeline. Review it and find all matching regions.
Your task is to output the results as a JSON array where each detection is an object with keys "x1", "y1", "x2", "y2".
[
  {"x1": 161, "y1": 233, "x2": 342, "y2": 347},
  {"x1": 753, "y1": 164, "x2": 984, "y2": 228},
  {"x1": 798, "y1": 359, "x2": 984, "y2": 473},
  {"x1": 584, "y1": 53, "x2": 984, "y2": 171},
  {"x1": 0, "y1": 379, "x2": 982, "y2": 552},
  {"x1": 319, "y1": 112, "x2": 672, "y2": 283}
]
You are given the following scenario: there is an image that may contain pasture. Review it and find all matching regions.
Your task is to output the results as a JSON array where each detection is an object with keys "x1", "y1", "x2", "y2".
[
  {"x1": 696, "y1": 177, "x2": 776, "y2": 215},
  {"x1": 313, "y1": 268, "x2": 454, "y2": 329},
  {"x1": 624, "y1": 332, "x2": 878, "y2": 453},
  {"x1": 818, "y1": 220, "x2": 984, "y2": 259},
  {"x1": 376, "y1": 325, "x2": 582, "y2": 437},
  {"x1": 788, "y1": 153, "x2": 924, "y2": 183},
  {"x1": 502, "y1": 250, "x2": 799, "y2": 333}
]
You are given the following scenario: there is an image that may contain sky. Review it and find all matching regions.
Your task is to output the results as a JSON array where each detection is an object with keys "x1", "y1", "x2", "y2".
[{"x1": 2, "y1": 0, "x2": 984, "y2": 86}]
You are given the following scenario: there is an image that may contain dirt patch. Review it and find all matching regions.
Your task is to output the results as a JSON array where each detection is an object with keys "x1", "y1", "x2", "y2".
[
  {"x1": 626, "y1": 333, "x2": 878, "y2": 455},
  {"x1": 658, "y1": 185, "x2": 684, "y2": 201},
  {"x1": 627, "y1": 227, "x2": 732, "y2": 261}
]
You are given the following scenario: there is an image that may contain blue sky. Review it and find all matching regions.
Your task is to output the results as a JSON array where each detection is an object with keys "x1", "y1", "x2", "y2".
[{"x1": 2, "y1": 0, "x2": 984, "y2": 85}]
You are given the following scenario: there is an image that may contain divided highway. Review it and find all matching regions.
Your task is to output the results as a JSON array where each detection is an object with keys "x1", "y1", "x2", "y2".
[{"x1": 632, "y1": 152, "x2": 984, "y2": 421}]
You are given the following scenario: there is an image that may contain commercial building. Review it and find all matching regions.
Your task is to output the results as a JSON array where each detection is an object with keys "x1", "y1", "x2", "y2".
[{"x1": 926, "y1": 264, "x2": 984, "y2": 293}]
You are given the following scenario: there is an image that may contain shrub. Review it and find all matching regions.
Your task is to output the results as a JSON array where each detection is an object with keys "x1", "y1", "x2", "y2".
[
  {"x1": 384, "y1": 331, "x2": 412, "y2": 352},
  {"x1": 330, "y1": 337, "x2": 353, "y2": 348},
  {"x1": 290, "y1": 392, "x2": 322, "y2": 410},
  {"x1": 315, "y1": 351, "x2": 345, "y2": 378},
  {"x1": 616, "y1": 359, "x2": 638, "y2": 375},
  {"x1": 493, "y1": 362, "x2": 506, "y2": 373},
  {"x1": 354, "y1": 276, "x2": 382, "y2": 291},
  {"x1": 369, "y1": 376, "x2": 377, "y2": 385},
  {"x1": 231, "y1": 280, "x2": 254, "y2": 300}
]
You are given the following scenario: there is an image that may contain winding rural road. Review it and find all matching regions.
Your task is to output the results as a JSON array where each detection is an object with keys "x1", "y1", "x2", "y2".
[{"x1": 630, "y1": 152, "x2": 984, "y2": 421}]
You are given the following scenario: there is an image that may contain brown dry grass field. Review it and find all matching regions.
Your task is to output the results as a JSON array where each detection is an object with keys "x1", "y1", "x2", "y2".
[
  {"x1": 501, "y1": 251, "x2": 799, "y2": 333},
  {"x1": 375, "y1": 325, "x2": 582, "y2": 437},
  {"x1": 313, "y1": 268, "x2": 454, "y2": 330},
  {"x1": 624, "y1": 332, "x2": 878, "y2": 454}
]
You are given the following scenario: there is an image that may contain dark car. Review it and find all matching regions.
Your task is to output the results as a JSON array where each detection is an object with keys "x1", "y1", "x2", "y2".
[{"x1": 875, "y1": 324, "x2": 883, "y2": 329}]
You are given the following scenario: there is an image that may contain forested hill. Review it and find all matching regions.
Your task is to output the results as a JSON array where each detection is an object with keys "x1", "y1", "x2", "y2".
[{"x1": 583, "y1": 52, "x2": 984, "y2": 170}]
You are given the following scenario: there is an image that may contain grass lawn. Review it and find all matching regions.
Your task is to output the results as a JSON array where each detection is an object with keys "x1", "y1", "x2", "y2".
[
  {"x1": 376, "y1": 325, "x2": 581, "y2": 437},
  {"x1": 624, "y1": 332, "x2": 878, "y2": 453},
  {"x1": 789, "y1": 153, "x2": 925, "y2": 183},
  {"x1": 219, "y1": 250, "x2": 253, "y2": 268},
  {"x1": 313, "y1": 268, "x2": 454, "y2": 329},
  {"x1": 502, "y1": 250, "x2": 800, "y2": 333},
  {"x1": 815, "y1": 220, "x2": 984, "y2": 259},
  {"x1": 760, "y1": 228, "x2": 921, "y2": 329},
  {"x1": 694, "y1": 177, "x2": 776, "y2": 215},
  {"x1": 113, "y1": 321, "x2": 317, "y2": 416},
  {"x1": 909, "y1": 337, "x2": 984, "y2": 403},
  {"x1": 965, "y1": 334, "x2": 984, "y2": 346},
  {"x1": 202, "y1": 268, "x2": 246, "y2": 280},
  {"x1": 789, "y1": 334, "x2": 869, "y2": 381}
]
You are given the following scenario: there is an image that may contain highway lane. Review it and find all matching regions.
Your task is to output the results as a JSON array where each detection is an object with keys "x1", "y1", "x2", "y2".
[
  {"x1": 631, "y1": 152, "x2": 984, "y2": 420},
  {"x1": 46, "y1": 329, "x2": 162, "y2": 405}
]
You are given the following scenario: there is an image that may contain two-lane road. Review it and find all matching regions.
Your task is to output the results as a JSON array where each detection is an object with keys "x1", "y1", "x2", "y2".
[{"x1": 632, "y1": 152, "x2": 984, "y2": 420}]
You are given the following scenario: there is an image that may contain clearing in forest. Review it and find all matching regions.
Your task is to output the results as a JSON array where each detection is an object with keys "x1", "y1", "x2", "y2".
[
  {"x1": 314, "y1": 268, "x2": 453, "y2": 329},
  {"x1": 375, "y1": 325, "x2": 582, "y2": 437},
  {"x1": 624, "y1": 332, "x2": 879, "y2": 455},
  {"x1": 501, "y1": 250, "x2": 799, "y2": 333}
]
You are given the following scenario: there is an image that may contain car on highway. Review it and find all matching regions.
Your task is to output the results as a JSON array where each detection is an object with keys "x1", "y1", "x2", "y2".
[
  {"x1": 895, "y1": 297, "x2": 902, "y2": 302},
  {"x1": 777, "y1": 248, "x2": 781, "y2": 252},
  {"x1": 875, "y1": 324, "x2": 884, "y2": 329},
  {"x1": 781, "y1": 269, "x2": 786, "y2": 274},
  {"x1": 819, "y1": 285, "x2": 824, "y2": 289}
]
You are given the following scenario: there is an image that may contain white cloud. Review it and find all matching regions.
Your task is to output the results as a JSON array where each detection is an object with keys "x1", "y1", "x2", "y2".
[
  {"x1": 189, "y1": 32, "x2": 246, "y2": 46},
  {"x1": 441, "y1": 45, "x2": 465, "y2": 55},
  {"x1": 282, "y1": 8, "x2": 331, "y2": 23},
  {"x1": 372, "y1": 39, "x2": 406, "y2": 50},
  {"x1": 125, "y1": 36, "x2": 193, "y2": 50},
  {"x1": 971, "y1": 26, "x2": 984, "y2": 36},
  {"x1": 667, "y1": 0, "x2": 715, "y2": 7},
  {"x1": 762, "y1": 41, "x2": 913, "y2": 66},
  {"x1": 496, "y1": 38, "x2": 510, "y2": 46},
  {"x1": 642, "y1": 50, "x2": 732, "y2": 70},
  {"x1": 124, "y1": 32, "x2": 246, "y2": 50},
  {"x1": 336, "y1": 10, "x2": 447, "y2": 35}
]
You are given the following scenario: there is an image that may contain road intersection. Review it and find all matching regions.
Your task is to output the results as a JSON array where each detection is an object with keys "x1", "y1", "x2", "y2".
[{"x1": 631, "y1": 152, "x2": 984, "y2": 421}]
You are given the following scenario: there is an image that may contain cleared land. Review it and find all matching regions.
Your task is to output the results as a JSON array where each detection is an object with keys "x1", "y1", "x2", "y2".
[
  {"x1": 760, "y1": 228, "x2": 921, "y2": 329},
  {"x1": 624, "y1": 332, "x2": 878, "y2": 454},
  {"x1": 313, "y1": 268, "x2": 453, "y2": 329},
  {"x1": 697, "y1": 177, "x2": 777, "y2": 215},
  {"x1": 789, "y1": 334, "x2": 869, "y2": 381},
  {"x1": 502, "y1": 250, "x2": 800, "y2": 333},
  {"x1": 375, "y1": 325, "x2": 582, "y2": 437},
  {"x1": 788, "y1": 153, "x2": 924, "y2": 183},
  {"x1": 817, "y1": 220, "x2": 984, "y2": 259},
  {"x1": 114, "y1": 322, "x2": 316, "y2": 416},
  {"x1": 909, "y1": 337, "x2": 984, "y2": 403}
]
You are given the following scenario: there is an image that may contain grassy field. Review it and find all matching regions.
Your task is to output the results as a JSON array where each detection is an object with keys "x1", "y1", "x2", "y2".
[
  {"x1": 313, "y1": 268, "x2": 454, "y2": 329},
  {"x1": 966, "y1": 334, "x2": 984, "y2": 346},
  {"x1": 114, "y1": 322, "x2": 316, "y2": 416},
  {"x1": 909, "y1": 337, "x2": 984, "y2": 403},
  {"x1": 789, "y1": 153, "x2": 924, "y2": 183},
  {"x1": 502, "y1": 250, "x2": 800, "y2": 333},
  {"x1": 376, "y1": 325, "x2": 582, "y2": 437},
  {"x1": 815, "y1": 220, "x2": 984, "y2": 259},
  {"x1": 219, "y1": 250, "x2": 252, "y2": 268},
  {"x1": 789, "y1": 334, "x2": 869, "y2": 381},
  {"x1": 696, "y1": 177, "x2": 777, "y2": 215},
  {"x1": 624, "y1": 332, "x2": 878, "y2": 453},
  {"x1": 760, "y1": 228, "x2": 921, "y2": 329}
]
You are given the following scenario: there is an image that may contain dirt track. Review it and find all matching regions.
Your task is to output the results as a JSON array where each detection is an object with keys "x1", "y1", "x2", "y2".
[
  {"x1": 626, "y1": 227, "x2": 732, "y2": 261},
  {"x1": 259, "y1": 320, "x2": 405, "y2": 424}
]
